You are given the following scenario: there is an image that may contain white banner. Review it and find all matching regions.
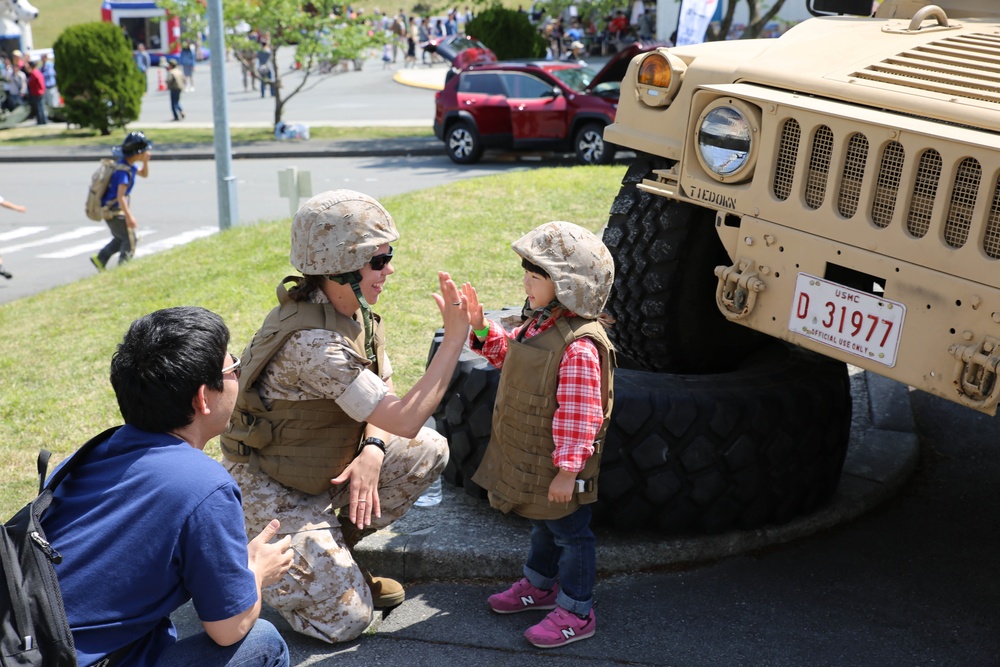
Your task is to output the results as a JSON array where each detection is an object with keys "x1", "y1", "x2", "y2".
[{"x1": 676, "y1": 0, "x2": 719, "y2": 46}]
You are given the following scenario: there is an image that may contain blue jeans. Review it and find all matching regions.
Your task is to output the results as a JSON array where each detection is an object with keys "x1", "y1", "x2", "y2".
[
  {"x1": 158, "y1": 619, "x2": 289, "y2": 667},
  {"x1": 523, "y1": 504, "x2": 595, "y2": 615},
  {"x1": 170, "y1": 89, "x2": 183, "y2": 119}
]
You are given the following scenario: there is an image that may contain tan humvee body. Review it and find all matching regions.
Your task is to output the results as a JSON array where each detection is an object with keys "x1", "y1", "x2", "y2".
[{"x1": 606, "y1": 0, "x2": 1000, "y2": 413}]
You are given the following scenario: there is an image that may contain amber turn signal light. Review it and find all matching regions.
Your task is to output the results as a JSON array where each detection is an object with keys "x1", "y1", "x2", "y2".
[{"x1": 638, "y1": 54, "x2": 671, "y2": 88}]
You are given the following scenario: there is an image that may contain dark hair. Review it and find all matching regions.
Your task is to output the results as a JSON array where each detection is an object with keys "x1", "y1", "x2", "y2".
[
  {"x1": 288, "y1": 274, "x2": 326, "y2": 302},
  {"x1": 110, "y1": 306, "x2": 230, "y2": 433},
  {"x1": 521, "y1": 257, "x2": 549, "y2": 278}
]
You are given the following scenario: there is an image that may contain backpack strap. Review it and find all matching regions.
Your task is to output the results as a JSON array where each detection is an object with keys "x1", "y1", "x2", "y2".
[{"x1": 32, "y1": 426, "x2": 123, "y2": 519}]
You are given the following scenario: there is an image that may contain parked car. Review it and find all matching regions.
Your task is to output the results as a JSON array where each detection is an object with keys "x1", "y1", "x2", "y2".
[
  {"x1": 433, "y1": 42, "x2": 664, "y2": 165},
  {"x1": 426, "y1": 34, "x2": 497, "y2": 75}
]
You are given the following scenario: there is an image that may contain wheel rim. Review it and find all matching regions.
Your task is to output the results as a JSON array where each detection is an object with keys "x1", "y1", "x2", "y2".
[
  {"x1": 449, "y1": 128, "x2": 473, "y2": 159},
  {"x1": 578, "y1": 130, "x2": 604, "y2": 163}
]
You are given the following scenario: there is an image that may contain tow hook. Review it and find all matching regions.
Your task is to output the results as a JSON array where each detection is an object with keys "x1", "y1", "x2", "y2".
[
  {"x1": 949, "y1": 336, "x2": 1000, "y2": 410},
  {"x1": 714, "y1": 258, "x2": 766, "y2": 320}
]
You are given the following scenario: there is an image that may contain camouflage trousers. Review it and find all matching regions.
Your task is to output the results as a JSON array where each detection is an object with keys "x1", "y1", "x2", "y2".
[{"x1": 223, "y1": 426, "x2": 448, "y2": 644}]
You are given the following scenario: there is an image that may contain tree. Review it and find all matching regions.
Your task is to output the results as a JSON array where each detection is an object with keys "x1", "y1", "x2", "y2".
[
  {"x1": 162, "y1": 0, "x2": 385, "y2": 126},
  {"x1": 707, "y1": 0, "x2": 789, "y2": 41},
  {"x1": 52, "y1": 22, "x2": 143, "y2": 135},
  {"x1": 466, "y1": 4, "x2": 546, "y2": 59}
]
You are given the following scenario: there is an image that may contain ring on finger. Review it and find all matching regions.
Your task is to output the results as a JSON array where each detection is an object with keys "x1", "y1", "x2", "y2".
[{"x1": 452, "y1": 301, "x2": 462, "y2": 306}]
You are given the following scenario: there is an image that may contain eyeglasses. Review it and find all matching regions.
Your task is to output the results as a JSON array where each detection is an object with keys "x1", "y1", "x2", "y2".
[
  {"x1": 369, "y1": 246, "x2": 394, "y2": 271},
  {"x1": 222, "y1": 354, "x2": 242, "y2": 380}
]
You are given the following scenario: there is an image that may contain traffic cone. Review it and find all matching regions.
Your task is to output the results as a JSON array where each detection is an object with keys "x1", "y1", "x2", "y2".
[{"x1": 157, "y1": 69, "x2": 166, "y2": 92}]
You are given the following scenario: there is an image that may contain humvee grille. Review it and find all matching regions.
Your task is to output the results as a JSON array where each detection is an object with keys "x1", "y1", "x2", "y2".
[
  {"x1": 853, "y1": 33, "x2": 1000, "y2": 105},
  {"x1": 771, "y1": 117, "x2": 1000, "y2": 260},
  {"x1": 773, "y1": 119, "x2": 799, "y2": 201},
  {"x1": 806, "y1": 125, "x2": 833, "y2": 209},
  {"x1": 907, "y1": 149, "x2": 940, "y2": 239},
  {"x1": 872, "y1": 142, "x2": 904, "y2": 229},
  {"x1": 838, "y1": 133, "x2": 869, "y2": 219}
]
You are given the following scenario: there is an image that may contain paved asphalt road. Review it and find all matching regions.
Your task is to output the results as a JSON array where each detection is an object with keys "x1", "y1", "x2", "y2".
[
  {"x1": 134, "y1": 46, "x2": 441, "y2": 127},
  {"x1": 0, "y1": 155, "x2": 521, "y2": 304}
]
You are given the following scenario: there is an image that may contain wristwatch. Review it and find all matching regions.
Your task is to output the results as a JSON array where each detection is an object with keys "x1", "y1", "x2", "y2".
[{"x1": 362, "y1": 436, "x2": 387, "y2": 455}]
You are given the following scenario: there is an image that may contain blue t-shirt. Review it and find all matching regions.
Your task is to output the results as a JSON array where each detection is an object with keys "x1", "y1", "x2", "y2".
[
  {"x1": 42, "y1": 425, "x2": 258, "y2": 667},
  {"x1": 100, "y1": 160, "x2": 136, "y2": 208}
]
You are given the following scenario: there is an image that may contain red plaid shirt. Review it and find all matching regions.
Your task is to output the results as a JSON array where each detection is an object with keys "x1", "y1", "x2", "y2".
[{"x1": 472, "y1": 314, "x2": 605, "y2": 473}]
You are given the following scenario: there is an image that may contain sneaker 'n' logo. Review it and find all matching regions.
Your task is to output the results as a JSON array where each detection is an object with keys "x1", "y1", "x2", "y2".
[
  {"x1": 520, "y1": 595, "x2": 535, "y2": 606},
  {"x1": 561, "y1": 627, "x2": 576, "y2": 639}
]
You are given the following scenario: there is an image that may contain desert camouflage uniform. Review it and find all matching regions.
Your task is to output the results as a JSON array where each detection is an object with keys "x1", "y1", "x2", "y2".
[{"x1": 224, "y1": 288, "x2": 448, "y2": 644}]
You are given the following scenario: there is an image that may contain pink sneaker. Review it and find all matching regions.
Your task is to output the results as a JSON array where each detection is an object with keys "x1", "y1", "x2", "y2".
[
  {"x1": 524, "y1": 607, "x2": 596, "y2": 648},
  {"x1": 488, "y1": 578, "x2": 558, "y2": 614}
]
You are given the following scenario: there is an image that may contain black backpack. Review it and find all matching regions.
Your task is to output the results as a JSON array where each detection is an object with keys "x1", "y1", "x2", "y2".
[{"x1": 1, "y1": 426, "x2": 120, "y2": 667}]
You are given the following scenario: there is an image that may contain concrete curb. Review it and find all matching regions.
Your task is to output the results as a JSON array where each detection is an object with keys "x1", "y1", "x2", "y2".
[
  {"x1": 354, "y1": 369, "x2": 919, "y2": 582},
  {"x1": 0, "y1": 137, "x2": 445, "y2": 163}
]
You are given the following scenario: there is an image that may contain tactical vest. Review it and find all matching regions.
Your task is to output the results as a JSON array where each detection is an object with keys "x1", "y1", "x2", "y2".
[
  {"x1": 220, "y1": 277, "x2": 387, "y2": 495},
  {"x1": 472, "y1": 316, "x2": 615, "y2": 520}
]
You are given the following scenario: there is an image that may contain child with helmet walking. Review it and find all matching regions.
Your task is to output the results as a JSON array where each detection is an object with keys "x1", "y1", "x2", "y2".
[
  {"x1": 460, "y1": 220, "x2": 616, "y2": 648},
  {"x1": 90, "y1": 131, "x2": 152, "y2": 271}
]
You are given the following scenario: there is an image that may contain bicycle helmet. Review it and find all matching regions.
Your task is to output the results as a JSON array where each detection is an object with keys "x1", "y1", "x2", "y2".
[{"x1": 113, "y1": 131, "x2": 153, "y2": 158}]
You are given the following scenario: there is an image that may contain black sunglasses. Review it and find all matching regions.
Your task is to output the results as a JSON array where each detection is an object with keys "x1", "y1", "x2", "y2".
[{"x1": 369, "y1": 246, "x2": 394, "y2": 271}]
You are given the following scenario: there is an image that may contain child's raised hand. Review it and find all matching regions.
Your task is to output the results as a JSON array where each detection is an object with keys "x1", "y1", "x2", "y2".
[{"x1": 462, "y1": 282, "x2": 485, "y2": 329}]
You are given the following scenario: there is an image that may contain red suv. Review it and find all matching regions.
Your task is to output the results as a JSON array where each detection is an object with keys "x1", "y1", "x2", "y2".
[{"x1": 433, "y1": 43, "x2": 664, "y2": 165}]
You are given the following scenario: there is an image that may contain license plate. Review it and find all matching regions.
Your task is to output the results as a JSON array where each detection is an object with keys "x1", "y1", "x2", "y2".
[{"x1": 788, "y1": 273, "x2": 905, "y2": 367}]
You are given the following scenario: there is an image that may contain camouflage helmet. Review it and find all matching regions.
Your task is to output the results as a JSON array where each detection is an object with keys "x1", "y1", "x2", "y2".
[
  {"x1": 290, "y1": 190, "x2": 400, "y2": 276},
  {"x1": 512, "y1": 221, "x2": 614, "y2": 319}
]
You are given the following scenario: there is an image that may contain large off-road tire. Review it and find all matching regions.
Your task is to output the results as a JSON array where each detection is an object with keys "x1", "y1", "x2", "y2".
[
  {"x1": 602, "y1": 155, "x2": 768, "y2": 373},
  {"x1": 428, "y1": 326, "x2": 852, "y2": 533},
  {"x1": 445, "y1": 120, "x2": 483, "y2": 164},
  {"x1": 574, "y1": 121, "x2": 615, "y2": 165},
  {"x1": 595, "y1": 343, "x2": 851, "y2": 534}
]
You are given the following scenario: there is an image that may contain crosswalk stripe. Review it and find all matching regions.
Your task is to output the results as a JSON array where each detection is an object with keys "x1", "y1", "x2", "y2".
[
  {"x1": 0, "y1": 226, "x2": 47, "y2": 242},
  {"x1": 5, "y1": 227, "x2": 106, "y2": 254},
  {"x1": 38, "y1": 230, "x2": 160, "y2": 259}
]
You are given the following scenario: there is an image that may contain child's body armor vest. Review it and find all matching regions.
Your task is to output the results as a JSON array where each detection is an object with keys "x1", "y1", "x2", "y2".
[
  {"x1": 221, "y1": 277, "x2": 386, "y2": 495},
  {"x1": 472, "y1": 316, "x2": 615, "y2": 520}
]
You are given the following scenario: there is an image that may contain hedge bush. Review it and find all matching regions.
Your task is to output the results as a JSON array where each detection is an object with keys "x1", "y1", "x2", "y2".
[
  {"x1": 53, "y1": 22, "x2": 143, "y2": 135},
  {"x1": 466, "y1": 4, "x2": 546, "y2": 60}
]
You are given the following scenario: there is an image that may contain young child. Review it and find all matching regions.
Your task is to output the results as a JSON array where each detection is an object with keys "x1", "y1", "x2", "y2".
[
  {"x1": 461, "y1": 220, "x2": 616, "y2": 649},
  {"x1": 0, "y1": 194, "x2": 28, "y2": 279},
  {"x1": 382, "y1": 42, "x2": 392, "y2": 69}
]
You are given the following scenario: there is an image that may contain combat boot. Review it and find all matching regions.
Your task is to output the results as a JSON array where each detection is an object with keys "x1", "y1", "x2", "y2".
[{"x1": 340, "y1": 516, "x2": 405, "y2": 608}]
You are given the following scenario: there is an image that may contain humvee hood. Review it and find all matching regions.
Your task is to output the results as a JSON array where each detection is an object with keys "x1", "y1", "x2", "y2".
[{"x1": 679, "y1": 15, "x2": 1000, "y2": 135}]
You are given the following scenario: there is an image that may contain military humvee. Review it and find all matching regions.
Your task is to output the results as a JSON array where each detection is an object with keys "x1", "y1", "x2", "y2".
[{"x1": 601, "y1": 0, "x2": 1000, "y2": 414}]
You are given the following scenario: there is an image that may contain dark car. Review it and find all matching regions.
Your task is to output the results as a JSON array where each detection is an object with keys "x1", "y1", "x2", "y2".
[{"x1": 433, "y1": 42, "x2": 665, "y2": 165}]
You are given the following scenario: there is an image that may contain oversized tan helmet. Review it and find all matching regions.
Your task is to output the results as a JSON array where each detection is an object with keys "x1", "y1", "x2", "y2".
[
  {"x1": 512, "y1": 221, "x2": 614, "y2": 318},
  {"x1": 290, "y1": 190, "x2": 399, "y2": 275}
]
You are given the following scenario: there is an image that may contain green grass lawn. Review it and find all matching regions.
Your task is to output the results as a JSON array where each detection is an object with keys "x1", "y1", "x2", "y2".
[
  {"x1": 0, "y1": 164, "x2": 626, "y2": 518},
  {"x1": 0, "y1": 124, "x2": 433, "y2": 148}
]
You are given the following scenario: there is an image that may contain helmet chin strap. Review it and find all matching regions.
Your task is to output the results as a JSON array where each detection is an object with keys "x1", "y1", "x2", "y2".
[
  {"x1": 516, "y1": 298, "x2": 561, "y2": 341},
  {"x1": 330, "y1": 271, "x2": 377, "y2": 363}
]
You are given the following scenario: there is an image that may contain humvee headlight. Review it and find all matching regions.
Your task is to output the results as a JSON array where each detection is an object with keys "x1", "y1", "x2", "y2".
[
  {"x1": 695, "y1": 99, "x2": 761, "y2": 183},
  {"x1": 636, "y1": 51, "x2": 685, "y2": 108}
]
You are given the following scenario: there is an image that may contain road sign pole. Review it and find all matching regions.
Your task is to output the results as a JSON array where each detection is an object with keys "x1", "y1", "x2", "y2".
[{"x1": 207, "y1": 0, "x2": 238, "y2": 230}]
